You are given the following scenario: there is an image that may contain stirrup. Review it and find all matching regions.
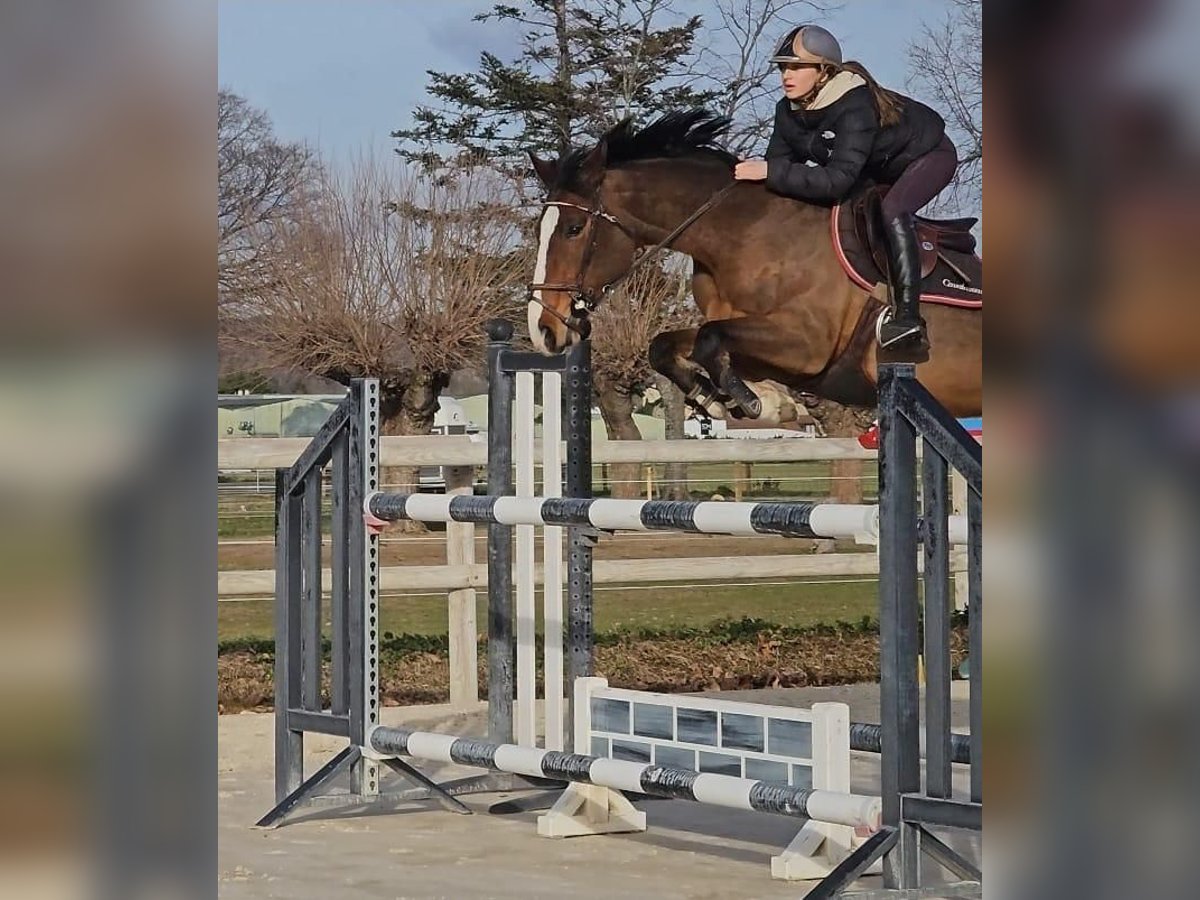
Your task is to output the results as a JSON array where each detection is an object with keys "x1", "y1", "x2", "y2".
[
  {"x1": 875, "y1": 310, "x2": 930, "y2": 363},
  {"x1": 879, "y1": 322, "x2": 925, "y2": 348}
]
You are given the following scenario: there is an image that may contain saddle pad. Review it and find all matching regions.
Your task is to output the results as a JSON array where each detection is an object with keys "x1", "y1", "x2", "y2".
[{"x1": 832, "y1": 201, "x2": 983, "y2": 309}]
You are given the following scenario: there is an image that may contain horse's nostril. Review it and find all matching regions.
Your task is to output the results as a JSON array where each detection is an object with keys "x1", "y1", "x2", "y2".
[{"x1": 540, "y1": 325, "x2": 556, "y2": 352}]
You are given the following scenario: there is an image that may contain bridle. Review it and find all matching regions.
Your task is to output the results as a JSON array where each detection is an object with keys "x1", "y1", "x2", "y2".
[
  {"x1": 527, "y1": 200, "x2": 634, "y2": 335},
  {"x1": 528, "y1": 181, "x2": 738, "y2": 336}
]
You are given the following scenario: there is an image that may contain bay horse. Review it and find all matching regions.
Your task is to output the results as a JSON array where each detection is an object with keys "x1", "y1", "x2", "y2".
[{"x1": 527, "y1": 111, "x2": 982, "y2": 420}]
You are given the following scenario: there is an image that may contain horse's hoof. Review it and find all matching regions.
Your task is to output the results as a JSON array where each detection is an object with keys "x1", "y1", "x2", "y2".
[
  {"x1": 745, "y1": 381, "x2": 799, "y2": 425},
  {"x1": 685, "y1": 386, "x2": 729, "y2": 420},
  {"x1": 728, "y1": 396, "x2": 761, "y2": 419},
  {"x1": 729, "y1": 386, "x2": 762, "y2": 418},
  {"x1": 720, "y1": 376, "x2": 762, "y2": 419}
]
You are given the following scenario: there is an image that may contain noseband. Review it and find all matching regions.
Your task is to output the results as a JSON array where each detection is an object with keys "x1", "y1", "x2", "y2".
[{"x1": 527, "y1": 182, "x2": 738, "y2": 335}]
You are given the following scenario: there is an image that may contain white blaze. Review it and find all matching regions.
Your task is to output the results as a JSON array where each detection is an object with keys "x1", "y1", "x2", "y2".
[{"x1": 529, "y1": 205, "x2": 560, "y2": 353}]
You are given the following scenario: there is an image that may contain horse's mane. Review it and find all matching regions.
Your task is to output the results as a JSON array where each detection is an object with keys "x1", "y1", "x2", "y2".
[{"x1": 555, "y1": 110, "x2": 735, "y2": 192}]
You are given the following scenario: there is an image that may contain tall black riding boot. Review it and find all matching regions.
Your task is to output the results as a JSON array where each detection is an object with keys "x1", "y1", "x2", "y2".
[{"x1": 878, "y1": 212, "x2": 930, "y2": 360}]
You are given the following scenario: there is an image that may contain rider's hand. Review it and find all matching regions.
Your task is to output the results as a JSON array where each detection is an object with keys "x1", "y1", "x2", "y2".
[{"x1": 734, "y1": 159, "x2": 768, "y2": 181}]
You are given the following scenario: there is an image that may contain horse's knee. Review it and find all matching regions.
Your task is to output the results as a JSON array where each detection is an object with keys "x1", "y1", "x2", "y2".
[{"x1": 691, "y1": 321, "x2": 726, "y2": 370}]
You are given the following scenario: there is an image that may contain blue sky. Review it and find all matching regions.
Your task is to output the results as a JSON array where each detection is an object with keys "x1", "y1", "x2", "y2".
[{"x1": 218, "y1": 0, "x2": 954, "y2": 166}]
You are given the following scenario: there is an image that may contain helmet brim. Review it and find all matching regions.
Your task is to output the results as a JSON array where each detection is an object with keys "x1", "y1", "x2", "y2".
[
  {"x1": 771, "y1": 24, "x2": 843, "y2": 67},
  {"x1": 770, "y1": 55, "x2": 822, "y2": 64}
]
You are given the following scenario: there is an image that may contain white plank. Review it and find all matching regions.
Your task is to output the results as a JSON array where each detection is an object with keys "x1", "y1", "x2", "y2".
[
  {"x1": 542, "y1": 372, "x2": 565, "y2": 751},
  {"x1": 218, "y1": 435, "x2": 876, "y2": 470},
  {"x1": 514, "y1": 372, "x2": 537, "y2": 748},
  {"x1": 445, "y1": 466, "x2": 478, "y2": 710},
  {"x1": 217, "y1": 551, "x2": 899, "y2": 597}
]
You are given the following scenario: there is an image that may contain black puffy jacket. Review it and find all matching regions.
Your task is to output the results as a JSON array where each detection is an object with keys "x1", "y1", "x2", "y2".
[{"x1": 765, "y1": 72, "x2": 946, "y2": 204}]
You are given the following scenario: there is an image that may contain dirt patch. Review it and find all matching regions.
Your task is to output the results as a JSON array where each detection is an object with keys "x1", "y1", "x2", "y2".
[
  {"x1": 218, "y1": 650, "x2": 274, "y2": 712},
  {"x1": 218, "y1": 625, "x2": 969, "y2": 714}
]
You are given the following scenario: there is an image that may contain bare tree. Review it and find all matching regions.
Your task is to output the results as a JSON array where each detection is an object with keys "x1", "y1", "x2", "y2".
[
  {"x1": 588, "y1": 251, "x2": 696, "y2": 497},
  {"x1": 907, "y1": 0, "x2": 982, "y2": 217},
  {"x1": 222, "y1": 157, "x2": 529, "y2": 436},
  {"x1": 218, "y1": 89, "x2": 318, "y2": 305},
  {"x1": 690, "y1": 0, "x2": 835, "y2": 156},
  {"x1": 580, "y1": 0, "x2": 715, "y2": 128}
]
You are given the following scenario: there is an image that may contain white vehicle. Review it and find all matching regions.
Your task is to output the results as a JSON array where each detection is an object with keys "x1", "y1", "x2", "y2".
[
  {"x1": 418, "y1": 397, "x2": 483, "y2": 489},
  {"x1": 684, "y1": 416, "x2": 727, "y2": 439}
]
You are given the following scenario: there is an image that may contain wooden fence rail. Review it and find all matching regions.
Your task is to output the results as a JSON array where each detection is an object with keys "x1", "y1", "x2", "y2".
[{"x1": 218, "y1": 435, "x2": 877, "y2": 470}]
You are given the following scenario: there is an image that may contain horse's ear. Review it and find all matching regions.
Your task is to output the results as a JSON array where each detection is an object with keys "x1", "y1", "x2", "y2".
[
  {"x1": 529, "y1": 152, "x2": 558, "y2": 189},
  {"x1": 577, "y1": 140, "x2": 608, "y2": 193}
]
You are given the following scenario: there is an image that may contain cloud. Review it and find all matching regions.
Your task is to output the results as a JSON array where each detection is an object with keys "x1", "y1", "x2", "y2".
[{"x1": 422, "y1": 3, "x2": 526, "y2": 68}]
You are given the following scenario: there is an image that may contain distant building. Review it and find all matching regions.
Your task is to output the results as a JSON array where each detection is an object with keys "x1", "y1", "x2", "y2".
[
  {"x1": 684, "y1": 412, "x2": 818, "y2": 440},
  {"x1": 218, "y1": 393, "x2": 476, "y2": 439},
  {"x1": 218, "y1": 393, "x2": 478, "y2": 489},
  {"x1": 218, "y1": 394, "x2": 344, "y2": 439}
]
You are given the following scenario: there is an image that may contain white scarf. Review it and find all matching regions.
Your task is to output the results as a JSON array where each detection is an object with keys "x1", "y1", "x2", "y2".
[{"x1": 789, "y1": 71, "x2": 868, "y2": 112}]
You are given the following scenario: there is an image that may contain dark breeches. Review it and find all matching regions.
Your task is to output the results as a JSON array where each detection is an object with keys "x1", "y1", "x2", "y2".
[{"x1": 881, "y1": 135, "x2": 958, "y2": 219}]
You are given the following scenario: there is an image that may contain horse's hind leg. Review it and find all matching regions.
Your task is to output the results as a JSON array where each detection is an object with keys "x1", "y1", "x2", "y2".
[{"x1": 648, "y1": 328, "x2": 728, "y2": 419}]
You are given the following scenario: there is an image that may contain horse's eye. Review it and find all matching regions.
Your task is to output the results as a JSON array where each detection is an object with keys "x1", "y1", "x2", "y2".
[{"x1": 566, "y1": 223, "x2": 585, "y2": 238}]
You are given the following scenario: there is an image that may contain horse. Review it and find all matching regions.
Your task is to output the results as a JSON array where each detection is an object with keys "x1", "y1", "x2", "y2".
[{"x1": 526, "y1": 110, "x2": 982, "y2": 420}]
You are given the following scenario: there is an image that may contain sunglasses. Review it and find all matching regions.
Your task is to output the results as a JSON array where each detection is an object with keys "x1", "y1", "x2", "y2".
[{"x1": 775, "y1": 62, "x2": 821, "y2": 73}]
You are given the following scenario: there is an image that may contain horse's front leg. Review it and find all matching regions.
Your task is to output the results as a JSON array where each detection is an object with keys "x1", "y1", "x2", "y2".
[
  {"x1": 690, "y1": 317, "x2": 808, "y2": 422},
  {"x1": 690, "y1": 320, "x2": 765, "y2": 418},
  {"x1": 648, "y1": 328, "x2": 729, "y2": 419}
]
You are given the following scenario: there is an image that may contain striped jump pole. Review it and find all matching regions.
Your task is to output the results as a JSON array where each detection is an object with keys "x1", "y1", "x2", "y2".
[
  {"x1": 367, "y1": 725, "x2": 882, "y2": 831},
  {"x1": 850, "y1": 723, "x2": 972, "y2": 765},
  {"x1": 366, "y1": 492, "x2": 970, "y2": 547},
  {"x1": 366, "y1": 493, "x2": 883, "y2": 543}
]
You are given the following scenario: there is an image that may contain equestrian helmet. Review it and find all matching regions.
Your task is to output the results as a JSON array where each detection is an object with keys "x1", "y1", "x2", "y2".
[{"x1": 770, "y1": 25, "x2": 843, "y2": 67}]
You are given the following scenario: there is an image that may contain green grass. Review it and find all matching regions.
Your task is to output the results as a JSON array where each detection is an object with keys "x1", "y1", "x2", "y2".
[
  {"x1": 217, "y1": 576, "x2": 877, "y2": 644},
  {"x1": 218, "y1": 458, "x2": 880, "y2": 644},
  {"x1": 218, "y1": 495, "x2": 276, "y2": 539}
]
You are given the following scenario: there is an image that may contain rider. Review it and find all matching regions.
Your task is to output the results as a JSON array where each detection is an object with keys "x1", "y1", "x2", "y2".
[{"x1": 734, "y1": 24, "x2": 957, "y2": 358}]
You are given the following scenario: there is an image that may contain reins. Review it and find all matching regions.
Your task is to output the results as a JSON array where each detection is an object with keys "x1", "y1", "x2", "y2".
[
  {"x1": 528, "y1": 179, "x2": 739, "y2": 334},
  {"x1": 601, "y1": 180, "x2": 738, "y2": 298}
]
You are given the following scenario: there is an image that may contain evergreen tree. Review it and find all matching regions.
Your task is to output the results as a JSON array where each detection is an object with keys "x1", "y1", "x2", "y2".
[
  {"x1": 393, "y1": 0, "x2": 718, "y2": 179},
  {"x1": 392, "y1": 1, "x2": 723, "y2": 462}
]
